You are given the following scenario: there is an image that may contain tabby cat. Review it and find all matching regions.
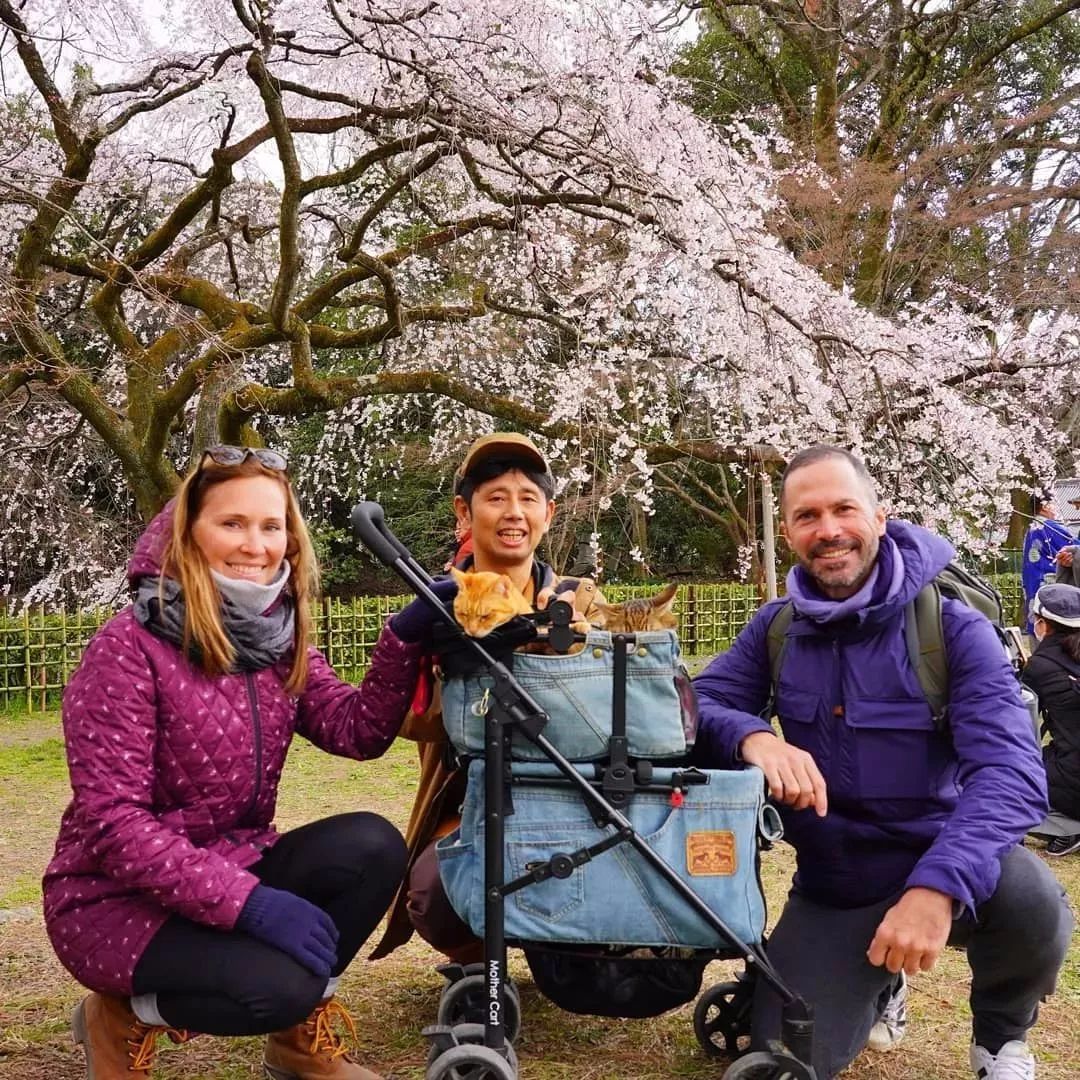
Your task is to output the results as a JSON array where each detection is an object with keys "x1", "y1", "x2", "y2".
[{"x1": 592, "y1": 582, "x2": 678, "y2": 632}]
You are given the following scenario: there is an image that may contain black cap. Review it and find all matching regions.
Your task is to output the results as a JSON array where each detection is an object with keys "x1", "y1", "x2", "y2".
[{"x1": 453, "y1": 432, "x2": 552, "y2": 494}]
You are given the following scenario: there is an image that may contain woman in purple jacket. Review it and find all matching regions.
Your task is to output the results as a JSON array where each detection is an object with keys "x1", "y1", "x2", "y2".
[{"x1": 43, "y1": 446, "x2": 448, "y2": 1080}]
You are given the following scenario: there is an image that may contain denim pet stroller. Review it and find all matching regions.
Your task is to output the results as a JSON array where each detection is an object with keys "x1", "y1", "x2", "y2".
[{"x1": 352, "y1": 503, "x2": 819, "y2": 1080}]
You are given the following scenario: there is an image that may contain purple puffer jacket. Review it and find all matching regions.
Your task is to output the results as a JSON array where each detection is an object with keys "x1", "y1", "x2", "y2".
[
  {"x1": 43, "y1": 505, "x2": 422, "y2": 995},
  {"x1": 693, "y1": 520, "x2": 1047, "y2": 913}
]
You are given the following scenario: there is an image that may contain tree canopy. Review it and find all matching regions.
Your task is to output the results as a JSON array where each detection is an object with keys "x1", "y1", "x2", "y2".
[
  {"x1": 0, "y1": 0, "x2": 1075, "y2": 604},
  {"x1": 681, "y1": 0, "x2": 1080, "y2": 318}
]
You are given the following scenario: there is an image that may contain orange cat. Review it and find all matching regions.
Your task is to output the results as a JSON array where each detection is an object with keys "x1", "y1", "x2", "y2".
[
  {"x1": 451, "y1": 567, "x2": 532, "y2": 638},
  {"x1": 591, "y1": 583, "x2": 678, "y2": 632},
  {"x1": 451, "y1": 569, "x2": 678, "y2": 643}
]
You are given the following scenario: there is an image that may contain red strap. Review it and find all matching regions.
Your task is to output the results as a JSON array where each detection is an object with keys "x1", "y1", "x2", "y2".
[{"x1": 410, "y1": 654, "x2": 435, "y2": 716}]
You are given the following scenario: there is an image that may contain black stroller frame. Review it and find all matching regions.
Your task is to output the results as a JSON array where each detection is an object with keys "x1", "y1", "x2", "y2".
[{"x1": 352, "y1": 502, "x2": 818, "y2": 1080}]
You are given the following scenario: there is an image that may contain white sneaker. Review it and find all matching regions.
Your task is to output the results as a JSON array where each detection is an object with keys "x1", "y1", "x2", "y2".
[
  {"x1": 970, "y1": 1040, "x2": 1036, "y2": 1079},
  {"x1": 867, "y1": 971, "x2": 907, "y2": 1052}
]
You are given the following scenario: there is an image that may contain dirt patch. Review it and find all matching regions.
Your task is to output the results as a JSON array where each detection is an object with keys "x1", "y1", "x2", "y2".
[{"x1": 0, "y1": 712, "x2": 63, "y2": 750}]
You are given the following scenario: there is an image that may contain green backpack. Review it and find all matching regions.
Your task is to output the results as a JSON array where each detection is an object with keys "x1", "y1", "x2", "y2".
[{"x1": 766, "y1": 563, "x2": 1007, "y2": 731}]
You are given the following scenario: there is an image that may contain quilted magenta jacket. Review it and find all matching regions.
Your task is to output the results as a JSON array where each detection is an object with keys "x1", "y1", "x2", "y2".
[{"x1": 43, "y1": 505, "x2": 421, "y2": 995}]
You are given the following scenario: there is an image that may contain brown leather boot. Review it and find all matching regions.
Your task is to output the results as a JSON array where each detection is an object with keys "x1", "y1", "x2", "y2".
[
  {"x1": 263, "y1": 998, "x2": 382, "y2": 1080},
  {"x1": 71, "y1": 993, "x2": 187, "y2": 1078}
]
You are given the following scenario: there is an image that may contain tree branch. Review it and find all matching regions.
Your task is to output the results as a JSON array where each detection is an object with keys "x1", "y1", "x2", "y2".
[
  {"x1": 0, "y1": 0, "x2": 78, "y2": 156},
  {"x1": 295, "y1": 212, "x2": 516, "y2": 318},
  {"x1": 0, "y1": 365, "x2": 33, "y2": 401},
  {"x1": 222, "y1": 368, "x2": 784, "y2": 471},
  {"x1": 304, "y1": 129, "x2": 444, "y2": 200},
  {"x1": 246, "y1": 51, "x2": 302, "y2": 330}
]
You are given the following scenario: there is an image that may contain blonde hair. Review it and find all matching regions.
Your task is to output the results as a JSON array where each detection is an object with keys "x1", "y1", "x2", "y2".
[{"x1": 162, "y1": 455, "x2": 319, "y2": 694}]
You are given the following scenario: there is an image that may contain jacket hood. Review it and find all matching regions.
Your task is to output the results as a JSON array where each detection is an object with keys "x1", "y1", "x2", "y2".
[
  {"x1": 788, "y1": 519, "x2": 954, "y2": 626},
  {"x1": 127, "y1": 499, "x2": 176, "y2": 584}
]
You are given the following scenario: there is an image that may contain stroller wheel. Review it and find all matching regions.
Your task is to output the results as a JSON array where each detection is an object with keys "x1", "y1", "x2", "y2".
[
  {"x1": 721, "y1": 1049, "x2": 815, "y2": 1080},
  {"x1": 426, "y1": 1024, "x2": 519, "y2": 1076},
  {"x1": 694, "y1": 978, "x2": 754, "y2": 1058},
  {"x1": 437, "y1": 972, "x2": 521, "y2": 1044},
  {"x1": 426, "y1": 1022, "x2": 485, "y2": 1069},
  {"x1": 426, "y1": 1041, "x2": 518, "y2": 1080}
]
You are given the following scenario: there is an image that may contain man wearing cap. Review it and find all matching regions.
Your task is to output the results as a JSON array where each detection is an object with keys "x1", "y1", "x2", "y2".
[
  {"x1": 370, "y1": 433, "x2": 601, "y2": 962},
  {"x1": 1022, "y1": 495, "x2": 1074, "y2": 634},
  {"x1": 1023, "y1": 583, "x2": 1080, "y2": 855}
]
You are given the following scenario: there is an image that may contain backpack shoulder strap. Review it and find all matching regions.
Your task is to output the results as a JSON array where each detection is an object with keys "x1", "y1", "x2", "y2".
[
  {"x1": 765, "y1": 599, "x2": 795, "y2": 718},
  {"x1": 908, "y1": 582, "x2": 948, "y2": 728}
]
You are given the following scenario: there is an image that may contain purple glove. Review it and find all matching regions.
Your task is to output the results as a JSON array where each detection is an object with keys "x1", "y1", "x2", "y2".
[
  {"x1": 391, "y1": 577, "x2": 458, "y2": 643},
  {"x1": 236, "y1": 885, "x2": 339, "y2": 977}
]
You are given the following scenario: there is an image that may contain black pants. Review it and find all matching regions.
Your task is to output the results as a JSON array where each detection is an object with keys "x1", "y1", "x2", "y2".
[
  {"x1": 131, "y1": 813, "x2": 407, "y2": 1035},
  {"x1": 1046, "y1": 758, "x2": 1080, "y2": 821},
  {"x1": 750, "y1": 845, "x2": 1073, "y2": 1079}
]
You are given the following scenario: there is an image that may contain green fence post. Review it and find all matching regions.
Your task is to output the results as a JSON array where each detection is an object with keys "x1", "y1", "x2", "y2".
[
  {"x1": 685, "y1": 584, "x2": 697, "y2": 654},
  {"x1": 23, "y1": 607, "x2": 31, "y2": 713},
  {"x1": 323, "y1": 595, "x2": 334, "y2": 671}
]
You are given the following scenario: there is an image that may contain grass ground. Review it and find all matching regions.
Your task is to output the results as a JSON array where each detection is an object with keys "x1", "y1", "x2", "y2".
[{"x1": 0, "y1": 710, "x2": 1076, "y2": 1080}]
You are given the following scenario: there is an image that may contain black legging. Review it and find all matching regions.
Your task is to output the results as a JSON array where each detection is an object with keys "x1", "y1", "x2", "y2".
[{"x1": 132, "y1": 812, "x2": 407, "y2": 1035}]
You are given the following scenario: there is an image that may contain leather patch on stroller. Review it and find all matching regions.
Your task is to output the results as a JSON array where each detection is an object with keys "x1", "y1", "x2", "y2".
[{"x1": 686, "y1": 831, "x2": 736, "y2": 876}]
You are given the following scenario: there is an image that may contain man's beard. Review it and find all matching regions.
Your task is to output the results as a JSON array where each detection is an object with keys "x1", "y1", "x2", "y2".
[{"x1": 804, "y1": 535, "x2": 879, "y2": 597}]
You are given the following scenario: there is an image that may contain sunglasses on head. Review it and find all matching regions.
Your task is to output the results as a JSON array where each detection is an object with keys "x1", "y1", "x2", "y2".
[{"x1": 200, "y1": 445, "x2": 288, "y2": 472}]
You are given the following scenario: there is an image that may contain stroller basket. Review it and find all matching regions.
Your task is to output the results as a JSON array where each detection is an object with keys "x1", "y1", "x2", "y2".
[
  {"x1": 440, "y1": 628, "x2": 696, "y2": 761},
  {"x1": 438, "y1": 759, "x2": 770, "y2": 949}
]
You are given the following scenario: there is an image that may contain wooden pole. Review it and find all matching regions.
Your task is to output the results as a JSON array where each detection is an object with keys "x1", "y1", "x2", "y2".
[{"x1": 761, "y1": 469, "x2": 778, "y2": 600}]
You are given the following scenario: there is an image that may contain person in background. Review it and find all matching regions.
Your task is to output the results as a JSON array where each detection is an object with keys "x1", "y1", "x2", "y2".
[
  {"x1": 44, "y1": 446, "x2": 447, "y2": 1080},
  {"x1": 1022, "y1": 494, "x2": 1074, "y2": 634},
  {"x1": 1022, "y1": 583, "x2": 1080, "y2": 856},
  {"x1": 692, "y1": 445, "x2": 1072, "y2": 1080}
]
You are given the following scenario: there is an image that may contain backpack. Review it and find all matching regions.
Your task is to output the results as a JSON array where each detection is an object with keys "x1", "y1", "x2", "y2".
[{"x1": 766, "y1": 563, "x2": 1009, "y2": 731}]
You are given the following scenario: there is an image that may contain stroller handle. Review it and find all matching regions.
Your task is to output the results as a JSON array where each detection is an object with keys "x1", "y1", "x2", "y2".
[
  {"x1": 350, "y1": 501, "x2": 410, "y2": 568},
  {"x1": 350, "y1": 500, "x2": 462, "y2": 634}
]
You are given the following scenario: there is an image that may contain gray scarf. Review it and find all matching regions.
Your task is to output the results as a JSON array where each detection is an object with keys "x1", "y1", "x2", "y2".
[
  {"x1": 211, "y1": 561, "x2": 291, "y2": 618},
  {"x1": 133, "y1": 574, "x2": 295, "y2": 671}
]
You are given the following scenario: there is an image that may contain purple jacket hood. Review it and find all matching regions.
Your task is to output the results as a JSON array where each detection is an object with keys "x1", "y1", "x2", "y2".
[
  {"x1": 127, "y1": 499, "x2": 176, "y2": 583},
  {"x1": 785, "y1": 519, "x2": 954, "y2": 627}
]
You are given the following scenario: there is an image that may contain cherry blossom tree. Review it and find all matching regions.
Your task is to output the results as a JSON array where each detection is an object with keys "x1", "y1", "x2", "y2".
[{"x1": 0, "y1": 0, "x2": 1075, "y2": 604}]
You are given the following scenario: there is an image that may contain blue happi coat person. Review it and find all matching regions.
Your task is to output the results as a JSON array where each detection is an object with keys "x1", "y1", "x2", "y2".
[
  {"x1": 692, "y1": 446, "x2": 1071, "y2": 1080},
  {"x1": 1022, "y1": 504, "x2": 1074, "y2": 632}
]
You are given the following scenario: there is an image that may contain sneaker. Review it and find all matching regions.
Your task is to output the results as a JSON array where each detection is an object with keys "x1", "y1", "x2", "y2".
[
  {"x1": 1045, "y1": 834, "x2": 1080, "y2": 856},
  {"x1": 867, "y1": 971, "x2": 906, "y2": 1052},
  {"x1": 970, "y1": 1040, "x2": 1036, "y2": 1079}
]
